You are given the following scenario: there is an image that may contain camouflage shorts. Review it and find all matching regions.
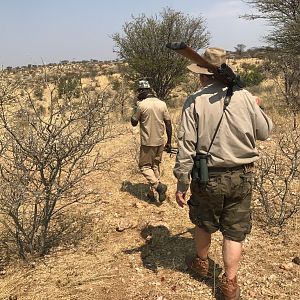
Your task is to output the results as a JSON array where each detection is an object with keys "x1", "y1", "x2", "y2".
[{"x1": 188, "y1": 169, "x2": 253, "y2": 242}]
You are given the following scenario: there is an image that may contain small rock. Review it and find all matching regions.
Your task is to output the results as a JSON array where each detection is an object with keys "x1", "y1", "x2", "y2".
[
  {"x1": 248, "y1": 290, "x2": 256, "y2": 297},
  {"x1": 145, "y1": 235, "x2": 152, "y2": 241},
  {"x1": 133, "y1": 202, "x2": 142, "y2": 209},
  {"x1": 116, "y1": 220, "x2": 137, "y2": 232},
  {"x1": 292, "y1": 256, "x2": 300, "y2": 265},
  {"x1": 116, "y1": 224, "x2": 128, "y2": 232},
  {"x1": 268, "y1": 274, "x2": 276, "y2": 280},
  {"x1": 280, "y1": 262, "x2": 293, "y2": 271}
]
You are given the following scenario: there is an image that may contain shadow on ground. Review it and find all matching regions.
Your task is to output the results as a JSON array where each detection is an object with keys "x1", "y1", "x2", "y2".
[
  {"x1": 120, "y1": 180, "x2": 163, "y2": 206},
  {"x1": 123, "y1": 224, "x2": 224, "y2": 299}
]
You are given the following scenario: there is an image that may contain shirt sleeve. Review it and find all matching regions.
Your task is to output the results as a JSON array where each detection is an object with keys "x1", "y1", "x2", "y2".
[
  {"x1": 163, "y1": 103, "x2": 171, "y2": 121},
  {"x1": 253, "y1": 104, "x2": 273, "y2": 140},
  {"x1": 173, "y1": 96, "x2": 198, "y2": 193},
  {"x1": 131, "y1": 103, "x2": 141, "y2": 121}
]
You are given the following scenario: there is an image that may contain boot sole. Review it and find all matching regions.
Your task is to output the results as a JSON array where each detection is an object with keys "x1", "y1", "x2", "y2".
[
  {"x1": 147, "y1": 194, "x2": 157, "y2": 202},
  {"x1": 158, "y1": 186, "x2": 167, "y2": 202}
]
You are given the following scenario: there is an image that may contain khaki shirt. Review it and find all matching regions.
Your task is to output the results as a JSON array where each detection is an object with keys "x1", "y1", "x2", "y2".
[
  {"x1": 173, "y1": 82, "x2": 273, "y2": 192},
  {"x1": 132, "y1": 97, "x2": 171, "y2": 146}
]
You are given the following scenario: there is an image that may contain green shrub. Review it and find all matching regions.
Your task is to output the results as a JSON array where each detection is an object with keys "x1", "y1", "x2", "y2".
[
  {"x1": 238, "y1": 63, "x2": 266, "y2": 87},
  {"x1": 58, "y1": 76, "x2": 81, "y2": 99}
]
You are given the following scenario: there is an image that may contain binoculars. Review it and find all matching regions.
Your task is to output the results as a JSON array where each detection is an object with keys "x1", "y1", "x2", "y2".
[{"x1": 192, "y1": 153, "x2": 209, "y2": 185}]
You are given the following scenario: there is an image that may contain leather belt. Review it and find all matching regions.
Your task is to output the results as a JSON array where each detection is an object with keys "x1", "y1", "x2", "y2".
[{"x1": 208, "y1": 163, "x2": 254, "y2": 173}]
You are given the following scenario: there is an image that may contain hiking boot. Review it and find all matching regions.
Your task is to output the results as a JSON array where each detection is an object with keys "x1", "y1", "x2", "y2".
[
  {"x1": 156, "y1": 183, "x2": 167, "y2": 202},
  {"x1": 220, "y1": 274, "x2": 240, "y2": 300},
  {"x1": 185, "y1": 255, "x2": 209, "y2": 277},
  {"x1": 146, "y1": 190, "x2": 156, "y2": 202}
]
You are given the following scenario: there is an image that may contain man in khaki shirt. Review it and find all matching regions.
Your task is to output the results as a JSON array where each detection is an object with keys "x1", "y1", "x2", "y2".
[
  {"x1": 131, "y1": 80, "x2": 172, "y2": 203},
  {"x1": 173, "y1": 48, "x2": 273, "y2": 299}
]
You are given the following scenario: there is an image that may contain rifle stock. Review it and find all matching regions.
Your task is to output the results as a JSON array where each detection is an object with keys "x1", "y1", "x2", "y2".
[
  {"x1": 166, "y1": 42, "x2": 219, "y2": 73},
  {"x1": 166, "y1": 42, "x2": 244, "y2": 88}
]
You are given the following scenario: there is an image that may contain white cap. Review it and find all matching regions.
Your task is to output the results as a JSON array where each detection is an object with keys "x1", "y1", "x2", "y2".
[{"x1": 137, "y1": 80, "x2": 151, "y2": 89}]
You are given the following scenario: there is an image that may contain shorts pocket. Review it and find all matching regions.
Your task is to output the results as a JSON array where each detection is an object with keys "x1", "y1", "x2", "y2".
[
  {"x1": 205, "y1": 176, "x2": 221, "y2": 194},
  {"x1": 239, "y1": 173, "x2": 253, "y2": 197}
]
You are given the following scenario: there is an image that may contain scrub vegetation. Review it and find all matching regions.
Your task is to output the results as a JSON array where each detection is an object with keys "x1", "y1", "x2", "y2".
[{"x1": 0, "y1": 2, "x2": 299, "y2": 299}]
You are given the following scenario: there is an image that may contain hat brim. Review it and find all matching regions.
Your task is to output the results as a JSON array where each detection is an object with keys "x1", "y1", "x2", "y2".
[{"x1": 187, "y1": 63, "x2": 213, "y2": 75}]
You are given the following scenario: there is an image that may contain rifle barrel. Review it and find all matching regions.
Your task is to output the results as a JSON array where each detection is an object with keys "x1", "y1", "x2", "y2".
[
  {"x1": 166, "y1": 42, "x2": 187, "y2": 50},
  {"x1": 220, "y1": 64, "x2": 245, "y2": 88}
]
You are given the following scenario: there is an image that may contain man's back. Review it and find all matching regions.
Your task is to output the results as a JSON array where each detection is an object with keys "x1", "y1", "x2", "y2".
[
  {"x1": 173, "y1": 46, "x2": 273, "y2": 300},
  {"x1": 135, "y1": 97, "x2": 170, "y2": 146},
  {"x1": 178, "y1": 82, "x2": 273, "y2": 167}
]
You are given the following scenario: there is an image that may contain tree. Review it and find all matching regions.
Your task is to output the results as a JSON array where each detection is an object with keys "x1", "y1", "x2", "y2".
[
  {"x1": 234, "y1": 44, "x2": 247, "y2": 56},
  {"x1": 243, "y1": 1, "x2": 300, "y2": 229},
  {"x1": 263, "y1": 51, "x2": 300, "y2": 126},
  {"x1": 57, "y1": 75, "x2": 81, "y2": 99},
  {"x1": 244, "y1": 0, "x2": 300, "y2": 125},
  {"x1": 254, "y1": 126, "x2": 300, "y2": 232},
  {"x1": 0, "y1": 71, "x2": 117, "y2": 258},
  {"x1": 238, "y1": 62, "x2": 266, "y2": 87},
  {"x1": 112, "y1": 7, "x2": 210, "y2": 100},
  {"x1": 244, "y1": 0, "x2": 300, "y2": 55},
  {"x1": 110, "y1": 74, "x2": 132, "y2": 118}
]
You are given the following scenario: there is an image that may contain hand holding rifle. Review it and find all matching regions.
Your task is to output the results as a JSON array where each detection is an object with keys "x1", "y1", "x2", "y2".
[{"x1": 164, "y1": 144, "x2": 178, "y2": 156}]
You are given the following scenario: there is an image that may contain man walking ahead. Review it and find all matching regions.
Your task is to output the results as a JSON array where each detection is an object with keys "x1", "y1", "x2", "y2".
[
  {"x1": 131, "y1": 80, "x2": 172, "y2": 203},
  {"x1": 173, "y1": 48, "x2": 273, "y2": 299}
]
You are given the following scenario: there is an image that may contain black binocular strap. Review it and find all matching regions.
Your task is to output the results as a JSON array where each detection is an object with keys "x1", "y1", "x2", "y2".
[{"x1": 195, "y1": 85, "x2": 234, "y2": 155}]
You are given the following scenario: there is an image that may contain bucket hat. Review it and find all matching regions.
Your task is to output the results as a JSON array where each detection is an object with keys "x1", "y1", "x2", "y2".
[{"x1": 187, "y1": 47, "x2": 226, "y2": 75}]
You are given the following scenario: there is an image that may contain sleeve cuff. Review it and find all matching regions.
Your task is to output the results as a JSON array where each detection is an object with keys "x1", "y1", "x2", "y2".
[{"x1": 176, "y1": 181, "x2": 190, "y2": 193}]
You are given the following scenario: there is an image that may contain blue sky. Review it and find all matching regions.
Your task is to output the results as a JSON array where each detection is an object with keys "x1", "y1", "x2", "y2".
[{"x1": 0, "y1": 0, "x2": 269, "y2": 67}]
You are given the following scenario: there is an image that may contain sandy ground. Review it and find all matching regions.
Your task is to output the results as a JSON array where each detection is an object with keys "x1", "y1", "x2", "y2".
[{"x1": 0, "y1": 121, "x2": 299, "y2": 300}]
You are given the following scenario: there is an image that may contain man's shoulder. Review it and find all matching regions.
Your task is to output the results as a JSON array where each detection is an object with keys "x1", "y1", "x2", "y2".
[
  {"x1": 233, "y1": 88, "x2": 257, "y2": 103},
  {"x1": 183, "y1": 83, "x2": 225, "y2": 110},
  {"x1": 183, "y1": 92, "x2": 198, "y2": 110},
  {"x1": 145, "y1": 97, "x2": 167, "y2": 107},
  {"x1": 147, "y1": 96, "x2": 164, "y2": 102},
  {"x1": 200, "y1": 82, "x2": 226, "y2": 94},
  {"x1": 186, "y1": 84, "x2": 221, "y2": 101}
]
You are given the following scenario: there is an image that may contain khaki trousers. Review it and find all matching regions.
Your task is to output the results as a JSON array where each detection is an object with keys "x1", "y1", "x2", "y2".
[{"x1": 139, "y1": 145, "x2": 164, "y2": 188}]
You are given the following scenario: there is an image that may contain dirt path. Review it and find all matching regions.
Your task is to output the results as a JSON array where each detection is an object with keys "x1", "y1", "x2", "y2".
[{"x1": 0, "y1": 124, "x2": 299, "y2": 300}]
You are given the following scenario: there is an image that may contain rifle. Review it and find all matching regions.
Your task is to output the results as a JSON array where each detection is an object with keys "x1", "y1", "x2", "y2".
[
  {"x1": 166, "y1": 42, "x2": 244, "y2": 88},
  {"x1": 164, "y1": 146, "x2": 178, "y2": 157}
]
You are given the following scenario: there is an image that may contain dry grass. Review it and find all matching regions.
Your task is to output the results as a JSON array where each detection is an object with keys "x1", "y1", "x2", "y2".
[
  {"x1": 0, "y1": 60, "x2": 299, "y2": 300},
  {"x1": 0, "y1": 118, "x2": 299, "y2": 300}
]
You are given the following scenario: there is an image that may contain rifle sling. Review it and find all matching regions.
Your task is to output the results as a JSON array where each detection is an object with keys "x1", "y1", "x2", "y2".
[{"x1": 196, "y1": 85, "x2": 233, "y2": 155}]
